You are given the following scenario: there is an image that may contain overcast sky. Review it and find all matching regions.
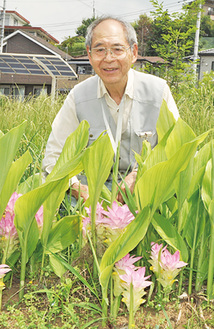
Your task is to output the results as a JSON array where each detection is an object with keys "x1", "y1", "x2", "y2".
[{"x1": 4, "y1": 0, "x2": 185, "y2": 43}]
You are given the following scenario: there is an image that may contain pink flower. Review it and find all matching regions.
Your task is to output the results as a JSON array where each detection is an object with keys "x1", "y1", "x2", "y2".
[
  {"x1": 149, "y1": 242, "x2": 188, "y2": 289},
  {"x1": 82, "y1": 202, "x2": 105, "y2": 235},
  {"x1": 0, "y1": 264, "x2": 11, "y2": 279},
  {"x1": 101, "y1": 201, "x2": 135, "y2": 229},
  {"x1": 0, "y1": 192, "x2": 21, "y2": 238},
  {"x1": 120, "y1": 267, "x2": 152, "y2": 290},
  {"x1": 119, "y1": 266, "x2": 152, "y2": 314},
  {"x1": 35, "y1": 205, "x2": 43, "y2": 228},
  {"x1": 160, "y1": 249, "x2": 188, "y2": 271},
  {"x1": 0, "y1": 192, "x2": 43, "y2": 239},
  {"x1": 115, "y1": 253, "x2": 142, "y2": 272}
]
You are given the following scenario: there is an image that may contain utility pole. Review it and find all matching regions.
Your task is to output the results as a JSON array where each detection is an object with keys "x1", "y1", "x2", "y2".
[
  {"x1": 0, "y1": 0, "x2": 6, "y2": 53},
  {"x1": 92, "y1": 0, "x2": 95, "y2": 18},
  {"x1": 193, "y1": 1, "x2": 202, "y2": 75}
]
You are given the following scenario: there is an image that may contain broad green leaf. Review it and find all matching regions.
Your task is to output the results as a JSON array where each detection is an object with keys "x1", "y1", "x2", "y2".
[
  {"x1": 187, "y1": 141, "x2": 212, "y2": 199},
  {"x1": 152, "y1": 212, "x2": 188, "y2": 262},
  {"x1": 82, "y1": 134, "x2": 114, "y2": 248},
  {"x1": 46, "y1": 215, "x2": 80, "y2": 253},
  {"x1": 202, "y1": 159, "x2": 212, "y2": 214},
  {"x1": 0, "y1": 121, "x2": 27, "y2": 194},
  {"x1": 14, "y1": 177, "x2": 68, "y2": 253},
  {"x1": 165, "y1": 118, "x2": 196, "y2": 159},
  {"x1": 83, "y1": 134, "x2": 114, "y2": 206},
  {"x1": 156, "y1": 99, "x2": 176, "y2": 141},
  {"x1": 47, "y1": 120, "x2": 89, "y2": 181},
  {"x1": 17, "y1": 172, "x2": 42, "y2": 194},
  {"x1": 183, "y1": 192, "x2": 205, "y2": 249},
  {"x1": 0, "y1": 150, "x2": 32, "y2": 219},
  {"x1": 100, "y1": 206, "x2": 151, "y2": 294},
  {"x1": 174, "y1": 158, "x2": 193, "y2": 211},
  {"x1": 49, "y1": 254, "x2": 67, "y2": 278},
  {"x1": 135, "y1": 131, "x2": 210, "y2": 214}
]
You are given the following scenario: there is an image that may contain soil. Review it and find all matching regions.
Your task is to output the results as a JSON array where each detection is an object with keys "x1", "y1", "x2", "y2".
[{"x1": 2, "y1": 277, "x2": 214, "y2": 329}]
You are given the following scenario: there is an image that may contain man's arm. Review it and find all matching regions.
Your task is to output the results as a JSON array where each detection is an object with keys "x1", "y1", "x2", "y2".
[{"x1": 42, "y1": 90, "x2": 89, "y2": 201}]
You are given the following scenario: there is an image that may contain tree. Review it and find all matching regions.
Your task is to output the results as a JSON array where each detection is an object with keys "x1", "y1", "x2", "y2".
[
  {"x1": 145, "y1": 0, "x2": 201, "y2": 87},
  {"x1": 132, "y1": 14, "x2": 153, "y2": 56},
  {"x1": 58, "y1": 36, "x2": 86, "y2": 57},
  {"x1": 76, "y1": 17, "x2": 96, "y2": 38}
]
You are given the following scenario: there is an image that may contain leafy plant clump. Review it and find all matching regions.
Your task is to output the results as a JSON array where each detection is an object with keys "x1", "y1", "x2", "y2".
[{"x1": 0, "y1": 74, "x2": 213, "y2": 328}]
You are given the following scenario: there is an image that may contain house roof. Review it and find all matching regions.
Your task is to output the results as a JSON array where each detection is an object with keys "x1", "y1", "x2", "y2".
[
  {"x1": 3, "y1": 30, "x2": 71, "y2": 60},
  {"x1": 70, "y1": 54, "x2": 168, "y2": 64},
  {"x1": 4, "y1": 25, "x2": 59, "y2": 44},
  {"x1": 198, "y1": 48, "x2": 214, "y2": 56},
  {"x1": 0, "y1": 53, "x2": 77, "y2": 78},
  {"x1": 137, "y1": 55, "x2": 168, "y2": 64},
  {"x1": 3, "y1": 10, "x2": 30, "y2": 24}
]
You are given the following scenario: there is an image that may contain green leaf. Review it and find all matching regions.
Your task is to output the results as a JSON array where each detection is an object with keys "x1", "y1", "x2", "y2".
[
  {"x1": 0, "y1": 150, "x2": 32, "y2": 219},
  {"x1": 135, "y1": 131, "x2": 210, "y2": 214},
  {"x1": 152, "y1": 212, "x2": 189, "y2": 262},
  {"x1": 46, "y1": 215, "x2": 80, "y2": 253},
  {"x1": 165, "y1": 117, "x2": 196, "y2": 159},
  {"x1": 47, "y1": 120, "x2": 89, "y2": 181},
  {"x1": 83, "y1": 133, "x2": 114, "y2": 206},
  {"x1": 202, "y1": 160, "x2": 212, "y2": 211},
  {"x1": 156, "y1": 99, "x2": 176, "y2": 141},
  {"x1": 0, "y1": 121, "x2": 27, "y2": 194},
  {"x1": 49, "y1": 254, "x2": 67, "y2": 278}
]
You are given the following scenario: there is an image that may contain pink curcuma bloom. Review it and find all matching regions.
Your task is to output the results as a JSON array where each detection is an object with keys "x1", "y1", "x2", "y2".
[
  {"x1": 160, "y1": 249, "x2": 188, "y2": 271},
  {"x1": 0, "y1": 264, "x2": 11, "y2": 279},
  {"x1": 115, "y1": 253, "x2": 142, "y2": 272},
  {"x1": 0, "y1": 192, "x2": 22, "y2": 238},
  {"x1": 119, "y1": 266, "x2": 152, "y2": 314},
  {"x1": 101, "y1": 201, "x2": 135, "y2": 229},
  {"x1": 120, "y1": 267, "x2": 152, "y2": 290},
  {"x1": 149, "y1": 242, "x2": 187, "y2": 289},
  {"x1": 0, "y1": 192, "x2": 43, "y2": 239},
  {"x1": 82, "y1": 202, "x2": 105, "y2": 236},
  {"x1": 35, "y1": 205, "x2": 43, "y2": 228},
  {"x1": 84, "y1": 202, "x2": 105, "y2": 224}
]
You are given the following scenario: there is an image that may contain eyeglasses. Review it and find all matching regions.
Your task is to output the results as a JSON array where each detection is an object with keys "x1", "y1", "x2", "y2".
[{"x1": 89, "y1": 46, "x2": 131, "y2": 58}]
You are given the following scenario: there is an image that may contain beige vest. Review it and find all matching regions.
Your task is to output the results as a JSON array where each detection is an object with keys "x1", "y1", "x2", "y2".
[{"x1": 74, "y1": 69, "x2": 166, "y2": 172}]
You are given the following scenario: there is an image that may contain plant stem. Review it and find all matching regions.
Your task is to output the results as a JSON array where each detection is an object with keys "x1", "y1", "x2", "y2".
[
  {"x1": 0, "y1": 288, "x2": 2, "y2": 311},
  {"x1": 188, "y1": 191, "x2": 200, "y2": 296},
  {"x1": 128, "y1": 282, "x2": 135, "y2": 329},
  {"x1": 207, "y1": 222, "x2": 214, "y2": 300},
  {"x1": 207, "y1": 139, "x2": 214, "y2": 300}
]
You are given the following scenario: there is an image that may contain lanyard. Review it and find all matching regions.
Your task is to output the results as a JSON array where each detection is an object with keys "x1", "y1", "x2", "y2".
[{"x1": 101, "y1": 96, "x2": 124, "y2": 156}]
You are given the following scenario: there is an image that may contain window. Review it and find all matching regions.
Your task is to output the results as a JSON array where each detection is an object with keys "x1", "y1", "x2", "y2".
[
  {"x1": 0, "y1": 85, "x2": 25, "y2": 100},
  {"x1": 33, "y1": 86, "x2": 47, "y2": 97}
]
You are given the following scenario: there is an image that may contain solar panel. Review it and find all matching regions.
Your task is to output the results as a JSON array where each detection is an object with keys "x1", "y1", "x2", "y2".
[{"x1": 0, "y1": 54, "x2": 76, "y2": 77}]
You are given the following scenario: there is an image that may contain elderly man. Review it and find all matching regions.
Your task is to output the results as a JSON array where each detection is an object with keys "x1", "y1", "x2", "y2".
[{"x1": 42, "y1": 16, "x2": 179, "y2": 203}]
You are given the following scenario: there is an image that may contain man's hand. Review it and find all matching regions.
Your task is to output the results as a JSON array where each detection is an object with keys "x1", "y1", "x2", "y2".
[
  {"x1": 117, "y1": 171, "x2": 137, "y2": 204},
  {"x1": 71, "y1": 182, "x2": 89, "y2": 202}
]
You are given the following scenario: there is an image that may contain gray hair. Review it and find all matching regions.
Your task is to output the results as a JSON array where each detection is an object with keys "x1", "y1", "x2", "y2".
[{"x1": 85, "y1": 16, "x2": 138, "y2": 49}]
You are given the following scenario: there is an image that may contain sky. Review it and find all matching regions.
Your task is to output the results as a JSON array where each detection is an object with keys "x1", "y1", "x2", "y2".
[{"x1": 4, "y1": 0, "x2": 185, "y2": 43}]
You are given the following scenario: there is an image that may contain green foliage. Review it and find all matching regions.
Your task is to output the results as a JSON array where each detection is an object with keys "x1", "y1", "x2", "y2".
[
  {"x1": 76, "y1": 17, "x2": 96, "y2": 38},
  {"x1": 58, "y1": 36, "x2": 87, "y2": 57}
]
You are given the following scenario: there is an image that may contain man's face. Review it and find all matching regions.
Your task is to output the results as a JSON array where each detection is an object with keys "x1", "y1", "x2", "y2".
[{"x1": 87, "y1": 19, "x2": 138, "y2": 90}]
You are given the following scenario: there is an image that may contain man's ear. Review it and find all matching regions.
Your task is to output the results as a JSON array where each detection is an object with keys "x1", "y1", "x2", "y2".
[
  {"x1": 132, "y1": 43, "x2": 138, "y2": 64},
  {"x1": 87, "y1": 46, "x2": 93, "y2": 65}
]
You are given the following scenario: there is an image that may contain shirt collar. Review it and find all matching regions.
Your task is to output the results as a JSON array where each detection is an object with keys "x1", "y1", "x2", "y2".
[{"x1": 97, "y1": 69, "x2": 134, "y2": 99}]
